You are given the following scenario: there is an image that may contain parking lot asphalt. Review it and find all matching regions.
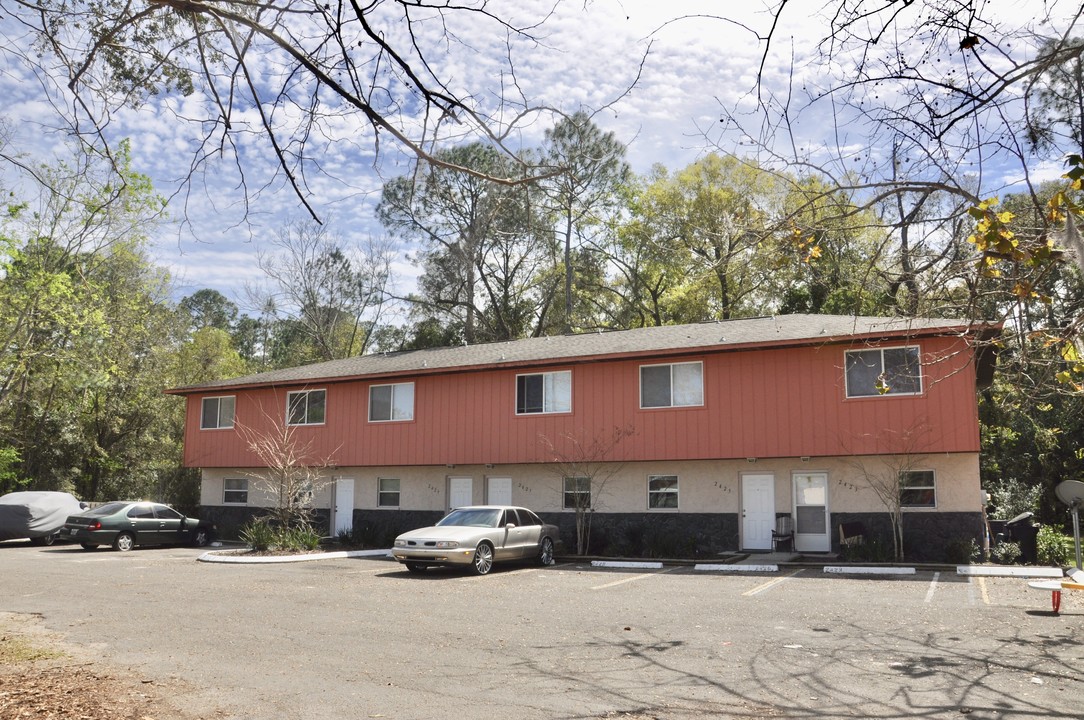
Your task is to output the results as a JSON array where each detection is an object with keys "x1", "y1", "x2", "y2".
[{"x1": 2, "y1": 541, "x2": 1083, "y2": 720}]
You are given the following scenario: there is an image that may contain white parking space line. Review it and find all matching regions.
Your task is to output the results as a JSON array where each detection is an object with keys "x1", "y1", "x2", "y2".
[
  {"x1": 343, "y1": 564, "x2": 400, "y2": 575},
  {"x1": 742, "y1": 569, "x2": 803, "y2": 596},
  {"x1": 70, "y1": 557, "x2": 121, "y2": 563},
  {"x1": 924, "y1": 571, "x2": 941, "y2": 603},
  {"x1": 591, "y1": 567, "x2": 677, "y2": 590}
]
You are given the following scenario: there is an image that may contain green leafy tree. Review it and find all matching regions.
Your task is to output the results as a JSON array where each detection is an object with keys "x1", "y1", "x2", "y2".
[
  {"x1": 179, "y1": 289, "x2": 239, "y2": 333},
  {"x1": 0, "y1": 447, "x2": 26, "y2": 495},
  {"x1": 590, "y1": 170, "x2": 689, "y2": 328},
  {"x1": 0, "y1": 144, "x2": 196, "y2": 503},
  {"x1": 379, "y1": 143, "x2": 545, "y2": 344},
  {"x1": 623, "y1": 154, "x2": 784, "y2": 321},
  {"x1": 775, "y1": 175, "x2": 892, "y2": 317},
  {"x1": 174, "y1": 327, "x2": 248, "y2": 387},
  {"x1": 540, "y1": 111, "x2": 631, "y2": 331},
  {"x1": 1028, "y1": 37, "x2": 1084, "y2": 158}
]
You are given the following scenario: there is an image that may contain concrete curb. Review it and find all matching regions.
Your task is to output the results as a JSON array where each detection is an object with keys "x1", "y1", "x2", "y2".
[
  {"x1": 824, "y1": 566, "x2": 916, "y2": 575},
  {"x1": 590, "y1": 560, "x2": 663, "y2": 569},
  {"x1": 198, "y1": 548, "x2": 392, "y2": 564},
  {"x1": 956, "y1": 565, "x2": 1063, "y2": 578},
  {"x1": 696, "y1": 564, "x2": 779, "y2": 573}
]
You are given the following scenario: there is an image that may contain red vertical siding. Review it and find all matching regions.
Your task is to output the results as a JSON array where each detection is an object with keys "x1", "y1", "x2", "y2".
[{"x1": 182, "y1": 335, "x2": 982, "y2": 468}]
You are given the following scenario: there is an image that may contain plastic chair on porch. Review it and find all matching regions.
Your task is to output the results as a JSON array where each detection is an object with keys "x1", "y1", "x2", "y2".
[
  {"x1": 839, "y1": 521, "x2": 867, "y2": 548},
  {"x1": 771, "y1": 516, "x2": 794, "y2": 552}
]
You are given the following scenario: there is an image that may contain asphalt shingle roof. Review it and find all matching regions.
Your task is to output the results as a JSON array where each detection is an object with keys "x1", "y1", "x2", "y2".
[{"x1": 170, "y1": 314, "x2": 987, "y2": 394}]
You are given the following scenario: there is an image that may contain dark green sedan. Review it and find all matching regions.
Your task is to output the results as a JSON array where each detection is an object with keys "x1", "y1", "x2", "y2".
[{"x1": 62, "y1": 501, "x2": 214, "y2": 551}]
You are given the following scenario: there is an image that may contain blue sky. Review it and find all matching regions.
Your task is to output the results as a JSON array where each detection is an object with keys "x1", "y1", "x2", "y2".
[{"x1": 0, "y1": 1, "x2": 1077, "y2": 308}]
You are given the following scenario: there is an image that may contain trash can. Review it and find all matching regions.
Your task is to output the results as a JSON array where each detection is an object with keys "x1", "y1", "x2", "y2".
[{"x1": 1005, "y1": 512, "x2": 1039, "y2": 565}]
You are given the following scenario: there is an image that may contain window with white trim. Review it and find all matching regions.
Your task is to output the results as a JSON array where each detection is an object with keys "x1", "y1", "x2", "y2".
[
  {"x1": 900, "y1": 470, "x2": 936, "y2": 508},
  {"x1": 516, "y1": 371, "x2": 571, "y2": 414},
  {"x1": 640, "y1": 361, "x2": 703, "y2": 408},
  {"x1": 563, "y1": 477, "x2": 591, "y2": 510},
  {"x1": 845, "y1": 346, "x2": 922, "y2": 397},
  {"x1": 648, "y1": 475, "x2": 679, "y2": 509},
  {"x1": 378, "y1": 478, "x2": 400, "y2": 508},
  {"x1": 201, "y1": 396, "x2": 235, "y2": 429},
  {"x1": 287, "y1": 389, "x2": 326, "y2": 425},
  {"x1": 223, "y1": 478, "x2": 248, "y2": 504},
  {"x1": 369, "y1": 382, "x2": 414, "y2": 422}
]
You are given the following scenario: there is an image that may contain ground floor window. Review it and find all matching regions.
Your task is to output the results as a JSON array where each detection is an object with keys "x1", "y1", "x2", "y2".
[
  {"x1": 223, "y1": 478, "x2": 248, "y2": 504},
  {"x1": 648, "y1": 475, "x2": 679, "y2": 509},
  {"x1": 378, "y1": 478, "x2": 400, "y2": 508},
  {"x1": 563, "y1": 477, "x2": 591, "y2": 510},
  {"x1": 900, "y1": 470, "x2": 936, "y2": 508}
]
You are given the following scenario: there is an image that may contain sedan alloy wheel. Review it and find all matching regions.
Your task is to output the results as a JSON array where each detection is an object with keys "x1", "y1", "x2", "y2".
[
  {"x1": 471, "y1": 542, "x2": 494, "y2": 575},
  {"x1": 113, "y1": 532, "x2": 135, "y2": 552},
  {"x1": 539, "y1": 537, "x2": 555, "y2": 566}
]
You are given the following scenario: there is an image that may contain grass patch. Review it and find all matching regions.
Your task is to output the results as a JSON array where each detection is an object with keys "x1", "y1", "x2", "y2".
[{"x1": 0, "y1": 633, "x2": 64, "y2": 665}]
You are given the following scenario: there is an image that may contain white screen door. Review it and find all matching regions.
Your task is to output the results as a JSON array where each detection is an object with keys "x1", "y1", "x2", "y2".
[
  {"x1": 793, "y1": 472, "x2": 830, "y2": 552},
  {"x1": 487, "y1": 477, "x2": 512, "y2": 506},
  {"x1": 449, "y1": 477, "x2": 473, "y2": 509},
  {"x1": 332, "y1": 477, "x2": 354, "y2": 536},
  {"x1": 741, "y1": 473, "x2": 775, "y2": 550}
]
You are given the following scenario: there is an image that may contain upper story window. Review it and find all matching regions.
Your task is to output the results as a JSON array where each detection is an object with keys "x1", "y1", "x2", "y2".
[
  {"x1": 287, "y1": 389, "x2": 326, "y2": 426},
  {"x1": 845, "y1": 346, "x2": 922, "y2": 398},
  {"x1": 900, "y1": 470, "x2": 936, "y2": 508},
  {"x1": 640, "y1": 361, "x2": 703, "y2": 409},
  {"x1": 201, "y1": 396, "x2": 235, "y2": 430},
  {"x1": 369, "y1": 382, "x2": 414, "y2": 422},
  {"x1": 516, "y1": 370, "x2": 571, "y2": 415}
]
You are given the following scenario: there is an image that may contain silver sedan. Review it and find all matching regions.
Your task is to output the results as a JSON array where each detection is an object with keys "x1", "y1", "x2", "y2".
[{"x1": 392, "y1": 505, "x2": 559, "y2": 575}]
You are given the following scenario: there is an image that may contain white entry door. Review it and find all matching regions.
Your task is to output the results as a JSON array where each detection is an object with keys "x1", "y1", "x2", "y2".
[
  {"x1": 741, "y1": 473, "x2": 775, "y2": 550},
  {"x1": 487, "y1": 477, "x2": 512, "y2": 506},
  {"x1": 449, "y1": 477, "x2": 473, "y2": 510},
  {"x1": 793, "y1": 472, "x2": 830, "y2": 552},
  {"x1": 332, "y1": 477, "x2": 354, "y2": 536}
]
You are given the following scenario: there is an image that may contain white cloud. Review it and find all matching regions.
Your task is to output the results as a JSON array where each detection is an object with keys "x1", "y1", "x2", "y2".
[{"x1": 1, "y1": 0, "x2": 1077, "y2": 308}]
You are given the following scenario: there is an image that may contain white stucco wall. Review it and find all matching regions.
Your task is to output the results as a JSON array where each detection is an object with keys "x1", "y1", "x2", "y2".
[{"x1": 200, "y1": 452, "x2": 981, "y2": 516}]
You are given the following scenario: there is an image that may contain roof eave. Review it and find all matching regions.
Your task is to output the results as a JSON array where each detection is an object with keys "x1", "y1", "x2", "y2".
[{"x1": 165, "y1": 320, "x2": 1000, "y2": 396}]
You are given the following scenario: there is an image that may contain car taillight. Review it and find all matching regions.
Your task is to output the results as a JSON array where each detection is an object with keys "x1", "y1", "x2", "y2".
[{"x1": 86, "y1": 521, "x2": 101, "y2": 530}]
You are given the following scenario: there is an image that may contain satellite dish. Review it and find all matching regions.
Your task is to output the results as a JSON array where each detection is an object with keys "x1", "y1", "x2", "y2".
[
  {"x1": 1055, "y1": 480, "x2": 1084, "y2": 507},
  {"x1": 1054, "y1": 480, "x2": 1084, "y2": 571}
]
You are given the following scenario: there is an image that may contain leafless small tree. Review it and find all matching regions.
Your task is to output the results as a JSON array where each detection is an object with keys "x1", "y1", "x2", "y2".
[
  {"x1": 235, "y1": 408, "x2": 338, "y2": 531},
  {"x1": 840, "y1": 423, "x2": 936, "y2": 561},
  {"x1": 248, "y1": 218, "x2": 393, "y2": 362},
  {"x1": 539, "y1": 424, "x2": 636, "y2": 555}
]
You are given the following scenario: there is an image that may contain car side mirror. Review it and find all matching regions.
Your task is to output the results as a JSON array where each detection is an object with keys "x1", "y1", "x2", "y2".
[{"x1": 505, "y1": 523, "x2": 517, "y2": 530}]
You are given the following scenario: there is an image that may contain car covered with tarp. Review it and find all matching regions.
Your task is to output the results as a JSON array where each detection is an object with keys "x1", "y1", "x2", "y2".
[{"x1": 0, "y1": 491, "x2": 87, "y2": 545}]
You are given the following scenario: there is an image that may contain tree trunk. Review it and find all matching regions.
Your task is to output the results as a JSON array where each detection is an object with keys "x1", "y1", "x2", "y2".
[{"x1": 563, "y1": 207, "x2": 574, "y2": 332}]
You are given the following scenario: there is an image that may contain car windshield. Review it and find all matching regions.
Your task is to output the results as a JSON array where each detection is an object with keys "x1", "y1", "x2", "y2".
[
  {"x1": 84, "y1": 502, "x2": 129, "y2": 517},
  {"x1": 436, "y1": 508, "x2": 502, "y2": 528}
]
